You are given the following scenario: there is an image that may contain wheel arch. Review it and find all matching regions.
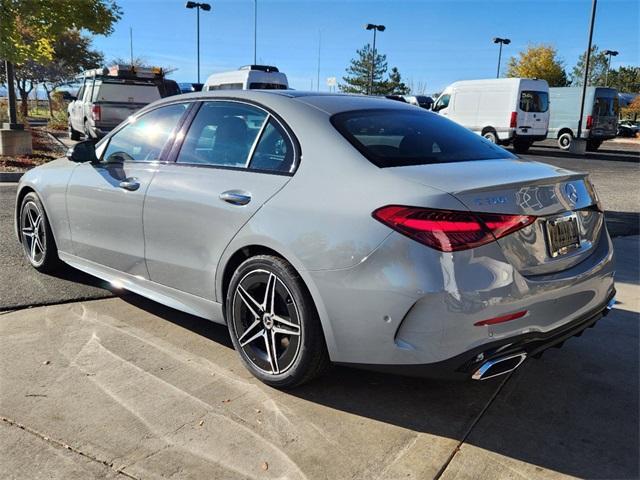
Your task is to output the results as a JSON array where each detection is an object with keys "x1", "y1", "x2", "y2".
[
  {"x1": 481, "y1": 126, "x2": 497, "y2": 136},
  {"x1": 557, "y1": 127, "x2": 574, "y2": 138},
  {"x1": 14, "y1": 185, "x2": 36, "y2": 242},
  {"x1": 217, "y1": 242, "x2": 337, "y2": 359}
]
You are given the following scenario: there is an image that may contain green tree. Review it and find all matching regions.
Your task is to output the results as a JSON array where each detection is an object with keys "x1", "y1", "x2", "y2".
[
  {"x1": 340, "y1": 44, "x2": 388, "y2": 95},
  {"x1": 0, "y1": 0, "x2": 121, "y2": 64},
  {"x1": 571, "y1": 45, "x2": 609, "y2": 86},
  {"x1": 0, "y1": 0, "x2": 120, "y2": 121},
  {"x1": 506, "y1": 44, "x2": 569, "y2": 87},
  {"x1": 607, "y1": 66, "x2": 640, "y2": 93},
  {"x1": 386, "y1": 67, "x2": 410, "y2": 95},
  {"x1": 340, "y1": 44, "x2": 409, "y2": 96}
]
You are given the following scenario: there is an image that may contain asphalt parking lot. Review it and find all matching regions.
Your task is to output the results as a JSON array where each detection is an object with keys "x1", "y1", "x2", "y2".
[{"x1": 1, "y1": 141, "x2": 639, "y2": 479}]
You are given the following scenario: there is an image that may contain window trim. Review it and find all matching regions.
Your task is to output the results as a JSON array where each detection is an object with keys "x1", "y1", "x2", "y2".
[{"x1": 169, "y1": 98, "x2": 300, "y2": 176}]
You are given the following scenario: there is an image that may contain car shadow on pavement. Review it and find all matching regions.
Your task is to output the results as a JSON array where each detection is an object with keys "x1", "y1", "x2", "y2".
[{"x1": 116, "y1": 288, "x2": 638, "y2": 479}]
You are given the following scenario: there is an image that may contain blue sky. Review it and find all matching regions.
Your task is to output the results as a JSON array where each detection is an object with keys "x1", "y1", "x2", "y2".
[{"x1": 91, "y1": 0, "x2": 640, "y2": 93}]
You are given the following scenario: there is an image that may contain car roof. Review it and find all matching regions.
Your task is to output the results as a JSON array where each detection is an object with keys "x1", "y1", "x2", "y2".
[{"x1": 148, "y1": 90, "x2": 417, "y2": 116}]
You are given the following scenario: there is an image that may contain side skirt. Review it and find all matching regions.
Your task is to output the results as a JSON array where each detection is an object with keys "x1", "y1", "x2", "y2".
[{"x1": 58, "y1": 251, "x2": 225, "y2": 324}]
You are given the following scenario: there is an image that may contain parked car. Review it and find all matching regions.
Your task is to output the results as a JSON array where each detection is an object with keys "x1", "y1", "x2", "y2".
[
  {"x1": 178, "y1": 82, "x2": 204, "y2": 94},
  {"x1": 17, "y1": 91, "x2": 615, "y2": 387},
  {"x1": 548, "y1": 87, "x2": 619, "y2": 151},
  {"x1": 432, "y1": 78, "x2": 550, "y2": 153},
  {"x1": 617, "y1": 120, "x2": 639, "y2": 137},
  {"x1": 204, "y1": 65, "x2": 288, "y2": 91},
  {"x1": 68, "y1": 65, "x2": 168, "y2": 140},
  {"x1": 403, "y1": 95, "x2": 434, "y2": 109}
]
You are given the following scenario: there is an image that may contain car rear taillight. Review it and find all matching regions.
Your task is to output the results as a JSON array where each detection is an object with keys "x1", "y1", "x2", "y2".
[
  {"x1": 372, "y1": 206, "x2": 536, "y2": 252},
  {"x1": 510, "y1": 111, "x2": 518, "y2": 129},
  {"x1": 586, "y1": 114, "x2": 593, "y2": 130},
  {"x1": 91, "y1": 105, "x2": 101, "y2": 122}
]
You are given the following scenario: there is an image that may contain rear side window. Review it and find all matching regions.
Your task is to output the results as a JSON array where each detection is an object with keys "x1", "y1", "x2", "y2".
[
  {"x1": 520, "y1": 91, "x2": 549, "y2": 112},
  {"x1": 177, "y1": 101, "x2": 267, "y2": 167},
  {"x1": 249, "y1": 119, "x2": 294, "y2": 173},
  {"x1": 331, "y1": 108, "x2": 514, "y2": 168}
]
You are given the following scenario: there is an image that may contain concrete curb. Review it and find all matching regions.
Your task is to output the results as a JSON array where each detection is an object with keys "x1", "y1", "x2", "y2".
[{"x1": 0, "y1": 172, "x2": 24, "y2": 183}]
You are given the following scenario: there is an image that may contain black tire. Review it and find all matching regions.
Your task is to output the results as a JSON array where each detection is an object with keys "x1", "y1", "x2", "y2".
[
  {"x1": 586, "y1": 140, "x2": 602, "y2": 151},
  {"x1": 513, "y1": 140, "x2": 532, "y2": 153},
  {"x1": 482, "y1": 129, "x2": 498, "y2": 144},
  {"x1": 19, "y1": 192, "x2": 62, "y2": 273},
  {"x1": 558, "y1": 131, "x2": 573, "y2": 150},
  {"x1": 68, "y1": 121, "x2": 81, "y2": 141},
  {"x1": 226, "y1": 255, "x2": 329, "y2": 388}
]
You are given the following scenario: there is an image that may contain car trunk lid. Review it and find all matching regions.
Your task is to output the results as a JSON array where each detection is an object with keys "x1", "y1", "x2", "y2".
[{"x1": 387, "y1": 159, "x2": 603, "y2": 275}]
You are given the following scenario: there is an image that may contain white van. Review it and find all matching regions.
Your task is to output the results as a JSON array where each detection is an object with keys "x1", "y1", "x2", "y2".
[
  {"x1": 432, "y1": 78, "x2": 550, "y2": 153},
  {"x1": 204, "y1": 65, "x2": 288, "y2": 91}
]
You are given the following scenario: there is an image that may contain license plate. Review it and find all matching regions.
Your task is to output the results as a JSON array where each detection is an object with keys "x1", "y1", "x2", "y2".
[{"x1": 545, "y1": 213, "x2": 581, "y2": 258}]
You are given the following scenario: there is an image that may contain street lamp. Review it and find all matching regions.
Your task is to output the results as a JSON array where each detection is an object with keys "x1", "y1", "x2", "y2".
[
  {"x1": 603, "y1": 49, "x2": 619, "y2": 86},
  {"x1": 365, "y1": 23, "x2": 386, "y2": 95},
  {"x1": 493, "y1": 37, "x2": 511, "y2": 78},
  {"x1": 186, "y1": 1, "x2": 212, "y2": 84},
  {"x1": 253, "y1": 0, "x2": 258, "y2": 64}
]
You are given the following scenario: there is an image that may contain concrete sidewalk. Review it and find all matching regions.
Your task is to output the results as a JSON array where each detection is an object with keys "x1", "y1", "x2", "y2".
[{"x1": 1, "y1": 237, "x2": 638, "y2": 479}]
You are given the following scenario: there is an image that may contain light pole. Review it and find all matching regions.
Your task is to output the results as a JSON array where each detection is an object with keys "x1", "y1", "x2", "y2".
[
  {"x1": 186, "y1": 1, "x2": 212, "y2": 84},
  {"x1": 253, "y1": 0, "x2": 257, "y2": 64},
  {"x1": 575, "y1": 0, "x2": 598, "y2": 150},
  {"x1": 493, "y1": 37, "x2": 511, "y2": 78},
  {"x1": 365, "y1": 23, "x2": 385, "y2": 95},
  {"x1": 603, "y1": 49, "x2": 618, "y2": 86}
]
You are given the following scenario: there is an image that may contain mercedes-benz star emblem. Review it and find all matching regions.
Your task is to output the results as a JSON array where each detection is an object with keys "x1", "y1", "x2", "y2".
[{"x1": 564, "y1": 183, "x2": 579, "y2": 204}]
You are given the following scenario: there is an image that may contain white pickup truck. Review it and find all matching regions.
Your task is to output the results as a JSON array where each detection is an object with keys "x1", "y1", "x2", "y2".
[{"x1": 68, "y1": 65, "x2": 179, "y2": 140}]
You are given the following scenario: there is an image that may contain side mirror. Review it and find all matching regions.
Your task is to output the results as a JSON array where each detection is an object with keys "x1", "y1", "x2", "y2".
[{"x1": 66, "y1": 140, "x2": 98, "y2": 163}]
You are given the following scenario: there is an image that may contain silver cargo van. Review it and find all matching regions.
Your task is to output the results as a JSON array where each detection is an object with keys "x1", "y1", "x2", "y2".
[{"x1": 548, "y1": 87, "x2": 619, "y2": 151}]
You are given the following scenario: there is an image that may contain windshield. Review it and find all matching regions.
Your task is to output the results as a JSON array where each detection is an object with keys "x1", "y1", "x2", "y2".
[
  {"x1": 331, "y1": 109, "x2": 515, "y2": 168},
  {"x1": 519, "y1": 91, "x2": 549, "y2": 112}
]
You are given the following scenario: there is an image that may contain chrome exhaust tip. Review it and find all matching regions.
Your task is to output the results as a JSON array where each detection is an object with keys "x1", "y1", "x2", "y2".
[
  {"x1": 605, "y1": 297, "x2": 616, "y2": 312},
  {"x1": 472, "y1": 352, "x2": 527, "y2": 381}
]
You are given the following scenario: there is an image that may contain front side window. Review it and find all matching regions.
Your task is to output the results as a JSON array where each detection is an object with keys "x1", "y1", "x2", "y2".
[
  {"x1": 102, "y1": 103, "x2": 188, "y2": 163},
  {"x1": 177, "y1": 101, "x2": 267, "y2": 167},
  {"x1": 331, "y1": 108, "x2": 514, "y2": 168},
  {"x1": 519, "y1": 91, "x2": 549, "y2": 112},
  {"x1": 208, "y1": 83, "x2": 244, "y2": 91}
]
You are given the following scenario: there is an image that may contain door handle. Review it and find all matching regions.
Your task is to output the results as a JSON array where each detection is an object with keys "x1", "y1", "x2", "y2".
[
  {"x1": 219, "y1": 190, "x2": 251, "y2": 206},
  {"x1": 119, "y1": 177, "x2": 140, "y2": 191}
]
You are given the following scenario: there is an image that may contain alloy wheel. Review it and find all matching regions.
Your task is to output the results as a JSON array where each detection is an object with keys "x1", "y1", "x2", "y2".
[
  {"x1": 21, "y1": 201, "x2": 46, "y2": 266},
  {"x1": 231, "y1": 269, "x2": 302, "y2": 375}
]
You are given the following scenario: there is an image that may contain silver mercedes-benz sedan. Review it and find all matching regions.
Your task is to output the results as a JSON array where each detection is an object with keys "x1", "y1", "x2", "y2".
[{"x1": 15, "y1": 91, "x2": 615, "y2": 387}]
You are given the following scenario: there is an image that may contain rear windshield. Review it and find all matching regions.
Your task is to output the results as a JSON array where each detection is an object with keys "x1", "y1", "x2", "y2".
[
  {"x1": 248, "y1": 82, "x2": 287, "y2": 89},
  {"x1": 94, "y1": 82, "x2": 161, "y2": 103},
  {"x1": 520, "y1": 91, "x2": 549, "y2": 112},
  {"x1": 331, "y1": 109, "x2": 515, "y2": 168},
  {"x1": 594, "y1": 96, "x2": 619, "y2": 116}
]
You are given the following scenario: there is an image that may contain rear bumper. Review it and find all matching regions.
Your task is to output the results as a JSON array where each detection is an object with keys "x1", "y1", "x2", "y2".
[
  {"x1": 310, "y1": 223, "x2": 615, "y2": 369},
  {"x1": 339, "y1": 289, "x2": 616, "y2": 380}
]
